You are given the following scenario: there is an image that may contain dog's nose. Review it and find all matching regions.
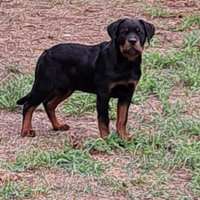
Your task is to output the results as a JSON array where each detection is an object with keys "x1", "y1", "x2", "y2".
[{"x1": 128, "y1": 38, "x2": 137, "y2": 44}]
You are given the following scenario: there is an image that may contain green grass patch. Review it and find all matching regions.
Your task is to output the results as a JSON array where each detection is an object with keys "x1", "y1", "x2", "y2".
[
  {"x1": 0, "y1": 143, "x2": 109, "y2": 177},
  {"x1": 62, "y1": 92, "x2": 96, "y2": 116},
  {"x1": 172, "y1": 47, "x2": 200, "y2": 90},
  {"x1": 183, "y1": 30, "x2": 200, "y2": 48},
  {"x1": 134, "y1": 114, "x2": 200, "y2": 191},
  {"x1": 173, "y1": 14, "x2": 200, "y2": 31},
  {"x1": 83, "y1": 132, "x2": 136, "y2": 154},
  {"x1": 181, "y1": 14, "x2": 200, "y2": 30},
  {"x1": 143, "y1": 5, "x2": 176, "y2": 19},
  {"x1": 135, "y1": 45, "x2": 200, "y2": 104},
  {"x1": 0, "y1": 73, "x2": 34, "y2": 111},
  {"x1": 0, "y1": 180, "x2": 33, "y2": 200},
  {"x1": 98, "y1": 176, "x2": 129, "y2": 193},
  {"x1": 62, "y1": 92, "x2": 117, "y2": 119},
  {"x1": 82, "y1": 99, "x2": 200, "y2": 192}
]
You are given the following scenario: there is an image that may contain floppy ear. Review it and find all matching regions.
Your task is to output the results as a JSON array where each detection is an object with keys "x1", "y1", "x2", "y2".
[
  {"x1": 107, "y1": 19, "x2": 124, "y2": 40},
  {"x1": 139, "y1": 19, "x2": 155, "y2": 45}
]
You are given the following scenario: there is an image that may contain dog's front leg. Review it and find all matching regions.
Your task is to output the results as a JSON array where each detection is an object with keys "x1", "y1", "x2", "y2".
[
  {"x1": 97, "y1": 94, "x2": 110, "y2": 139},
  {"x1": 116, "y1": 94, "x2": 133, "y2": 141}
]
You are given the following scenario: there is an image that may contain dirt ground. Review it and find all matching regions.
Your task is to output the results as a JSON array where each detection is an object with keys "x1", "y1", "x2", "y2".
[{"x1": 0, "y1": 0, "x2": 200, "y2": 199}]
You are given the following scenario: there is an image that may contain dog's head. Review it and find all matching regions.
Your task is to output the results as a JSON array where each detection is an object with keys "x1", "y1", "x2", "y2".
[{"x1": 107, "y1": 18, "x2": 155, "y2": 61}]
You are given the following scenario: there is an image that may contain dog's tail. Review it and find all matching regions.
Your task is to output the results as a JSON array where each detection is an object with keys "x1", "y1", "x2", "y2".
[
  {"x1": 17, "y1": 50, "x2": 48, "y2": 106},
  {"x1": 16, "y1": 93, "x2": 31, "y2": 105}
]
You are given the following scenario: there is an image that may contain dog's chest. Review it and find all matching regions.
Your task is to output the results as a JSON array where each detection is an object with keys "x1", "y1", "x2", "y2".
[
  {"x1": 108, "y1": 79, "x2": 138, "y2": 97},
  {"x1": 107, "y1": 63, "x2": 141, "y2": 97}
]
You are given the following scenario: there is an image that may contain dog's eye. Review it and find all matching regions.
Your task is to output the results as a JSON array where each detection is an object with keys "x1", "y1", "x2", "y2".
[
  {"x1": 136, "y1": 27, "x2": 142, "y2": 35},
  {"x1": 122, "y1": 28, "x2": 129, "y2": 35}
]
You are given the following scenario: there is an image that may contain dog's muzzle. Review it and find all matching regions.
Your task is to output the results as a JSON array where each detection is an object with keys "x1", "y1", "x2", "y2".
[{"x1": 128, "y1": 37, "x2": 143, "y2": 54}]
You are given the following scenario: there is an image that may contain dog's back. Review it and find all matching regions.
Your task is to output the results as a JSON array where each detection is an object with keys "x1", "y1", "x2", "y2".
[{"x1": 17, "y1": 18, "x2": 155, "y2": 139}]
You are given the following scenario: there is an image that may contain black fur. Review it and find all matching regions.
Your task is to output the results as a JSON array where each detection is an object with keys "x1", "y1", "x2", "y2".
[{"x1": 17, "y1": 18, "x2": 155, "y2": 139}]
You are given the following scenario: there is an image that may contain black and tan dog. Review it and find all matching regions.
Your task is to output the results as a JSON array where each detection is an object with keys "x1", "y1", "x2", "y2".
[{"x1": 17, "y1": 18, "x2": 155, "y2": 140}]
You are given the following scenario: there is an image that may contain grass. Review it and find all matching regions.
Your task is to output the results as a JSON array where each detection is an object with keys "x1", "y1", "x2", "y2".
[
  {"x1": 0, "y1": 73, "x2": 34, "y2": 111},
  {"x1": 183, "y1": 30, "x2": 200, "y2": 48},
  {"x1": 0, "y1": 142, "x2": 109, "y2": 177},
  {"x1": 79, "y1": 96, "x2": 200, "y2": 196},
  {"x1": 62, "y1": 92, "x2": 96, "y2": 116},
  {"x1": 181, "y1": 14, "x2": 200, "y2": 30},
  {"x1": 62, "y1": 92, "x2": 118, "y2": 119},
  {"x1": 83, "y1": 133, "x2": 137, "y2": 154},
  {"x1": 134, "y1": 46, "x2": 200, "y2": 105},
  {"x1": 143, "y1": 5, "x2": 176, "y2": 19},
  {"x1": 0, "y1": 180, "x2": 34, "y2": 200},
  {"x1": 82, "y1": 107, "x2": 200, "y2": 198},
  {"x1": 173, "y1": 14, "x2": 200, "y2": 31}
]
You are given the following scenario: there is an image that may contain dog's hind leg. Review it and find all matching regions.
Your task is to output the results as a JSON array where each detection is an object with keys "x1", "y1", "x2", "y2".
[
  {"x1": 21, "y1": 104, "x2": 38, "y2": 137},
  {"x1": 43, "y1": 88, "x2": 74, "y2": 131},
  {"x1": 21, "y1": 86, "x2": 55, "y2": 137}
]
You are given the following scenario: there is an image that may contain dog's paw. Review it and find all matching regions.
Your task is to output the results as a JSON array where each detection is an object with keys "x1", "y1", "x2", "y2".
[
  {"x1": 117, "y1": 130, "x2": 132, "y2": 141},
  {"x1": 21, "y1": 129, "x2": 36, "y2": 138},
  {"x1": 99, "y1": 130, "x2": 110, "y2": 139},
  {"x1": 121, "y1": 134, "x2": 132, "y2": 141},
  {"x1": 53, "y1": 124, "x2": 70, "y2": 131}
]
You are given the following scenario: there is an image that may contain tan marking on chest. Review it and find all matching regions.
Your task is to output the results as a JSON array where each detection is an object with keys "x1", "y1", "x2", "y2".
[{"x1": 109, "y1": 80, "x2": 138, "y2": 91}]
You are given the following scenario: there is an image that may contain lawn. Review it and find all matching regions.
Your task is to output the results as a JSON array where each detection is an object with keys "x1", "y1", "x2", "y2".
[{"x1": 0, "y1": 0, "x2": 200, "y2": 199}]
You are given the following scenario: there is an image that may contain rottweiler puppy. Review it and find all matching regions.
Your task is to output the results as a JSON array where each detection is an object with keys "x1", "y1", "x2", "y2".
[{"x1": 17, "y1": 18, "x2": 155, "y2": 141}]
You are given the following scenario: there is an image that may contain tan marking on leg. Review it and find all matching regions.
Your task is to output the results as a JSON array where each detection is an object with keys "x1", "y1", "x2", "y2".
[
  {"x1": 98, "y1": 119, "x2": 110, "y2": 139},
  {"x1": 21, "y1": 106, "x2": 37, "y2": 137},
  {"x1": 45, "y1": 90, "x2": 73, "y2": 131},
  {"x1": 116, "y1": 103, "x2": 132, "y2": 141},
  {"x1": 133, "y1": 80, "x2": 138, "y2": 92}
]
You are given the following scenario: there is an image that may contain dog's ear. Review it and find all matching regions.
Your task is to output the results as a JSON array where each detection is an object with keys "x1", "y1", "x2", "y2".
[
  {"x1": 107, "y1": 19, "x2": 124, "y2": 40},
  {"x1": 139, "y1": 19, "x2": 155, "y2": 45}
]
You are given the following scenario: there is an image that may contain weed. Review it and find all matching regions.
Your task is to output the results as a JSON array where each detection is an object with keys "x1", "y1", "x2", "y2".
[
  {"x1": 0, "y1": 179, "x2": 33, "y2": 200},
  {"x1": 68, "y1": 0, "x2": 89, "y2": 5},
  {"x1": 6, "y1": 66, "x2": 21, "y2": 74},
  {"x1": 162, "y1": 100, "x2": 188, "y2": 117},
  {"x1": 145, "y1": 36, "x2": 160, "y2": 48},
  {"x1": 135, "y1": 69, "x2": 173, "y2": 104},
  {"x1": 174, "y1": 14, "x2": 200, "y2": 31},
  {"x1": 135, "y1": 46, "x2": 200, "y2": 105},
  {"x1": 172, "y1": 47, "x2": 200, "y2": 90},
  {"x1": 83, "y1": 132, "x2": 137, "y2": 154},
  {"x1": 1, "y1": 146, "x2": 109, "y2": 177},
  {"x1": 181, "y1": 14, "x2": 200, "y2": 30},
  {"x1": 183, "y1": 30, "x2": 200, "y2": 48},
  {"x1": 84, "y1": 185, "x2": 92, "y2": 193},
  {"x1": 98, "y1": 177, "x2": 128, "y2": 193},
  {"x1": 0, "y1": 74, "x2": 34, "y2": 111},
  {"x1": 62, "y1": 92, "x2": 96, "y2": 116},
  {"x1": 35, "y1": 184, "x2": 50, "y2": 195},
  {"x1": 143, "y1": 5, "x2": 176, "y2": 19},
  {"x1": 62, "y1": 92, "x2": 117, "y2": 119}
]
